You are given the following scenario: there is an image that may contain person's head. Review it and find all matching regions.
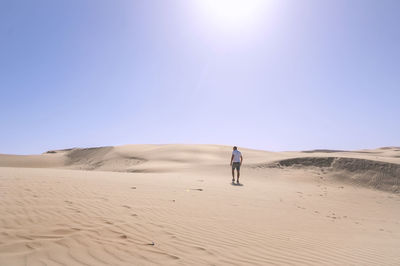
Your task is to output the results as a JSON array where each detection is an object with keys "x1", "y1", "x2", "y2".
[{"x1": 233, "y1": 146, "x2": 237, "y2": 151}]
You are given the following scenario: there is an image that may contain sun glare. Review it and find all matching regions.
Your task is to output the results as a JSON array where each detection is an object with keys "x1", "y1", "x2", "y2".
[{"x1": 194, "y1": 0, "x2": 268, "y2": 31}]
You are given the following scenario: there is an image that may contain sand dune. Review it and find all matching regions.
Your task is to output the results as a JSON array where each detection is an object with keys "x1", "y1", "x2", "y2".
[
  {"x1": 266, "y1": 156, "x2": 400, "y2": 193},
  {"x1": 1, "y1": 145, "x2": 400, "y2": 265}
]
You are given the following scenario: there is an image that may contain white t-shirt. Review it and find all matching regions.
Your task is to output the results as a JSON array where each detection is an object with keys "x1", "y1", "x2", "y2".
[{"x1": 232, "y1": 150, "x2": 242, "y2": 163}]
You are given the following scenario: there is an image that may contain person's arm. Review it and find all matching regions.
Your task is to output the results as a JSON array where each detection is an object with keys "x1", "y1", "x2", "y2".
[
  {"x1": 230, "y1": 154, "x2": 234, "y2": 166},
  {"x1": 240, "y1": 155, "x2": 243, "y2": 166}
]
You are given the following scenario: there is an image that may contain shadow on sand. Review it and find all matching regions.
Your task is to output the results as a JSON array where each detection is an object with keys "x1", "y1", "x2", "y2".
[{"x1": 231, "y1": 182, "x2": 244, "y2": 187}]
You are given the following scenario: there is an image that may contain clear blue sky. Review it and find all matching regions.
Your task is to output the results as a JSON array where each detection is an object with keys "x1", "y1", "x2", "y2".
[{"x1": 1, "y1": 0, "x2": 399, "y2": 154}]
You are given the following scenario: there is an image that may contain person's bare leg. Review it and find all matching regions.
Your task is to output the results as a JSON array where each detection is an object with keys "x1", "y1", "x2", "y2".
[
  {"x1": 237, "y1": 170, "x2": 240, "y2": 183},
  {"x1": 232, "y1": 168, "x2": 235, "y2": 182}
]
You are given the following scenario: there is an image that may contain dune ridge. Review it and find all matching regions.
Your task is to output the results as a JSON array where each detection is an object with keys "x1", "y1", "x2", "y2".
[{"x1": 265, "y1": 157, "x2": 400, "y2": 193}]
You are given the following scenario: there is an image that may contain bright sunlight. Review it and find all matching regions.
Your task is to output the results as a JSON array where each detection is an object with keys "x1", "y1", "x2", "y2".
[{"x1": 194, "y1": 0, "x2": 270, "y2": 31}]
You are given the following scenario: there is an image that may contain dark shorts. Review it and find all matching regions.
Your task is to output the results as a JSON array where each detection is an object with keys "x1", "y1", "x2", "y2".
[{"x1": 232, "y1": 162, "x2": 241, "y2": 171}]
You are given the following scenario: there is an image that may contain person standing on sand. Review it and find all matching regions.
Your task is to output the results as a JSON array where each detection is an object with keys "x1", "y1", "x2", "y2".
[{"x1": 230, "y1": 146, "x2": 243, "y2": 184}]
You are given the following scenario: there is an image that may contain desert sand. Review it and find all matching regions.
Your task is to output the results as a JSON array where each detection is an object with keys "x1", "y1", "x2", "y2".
[{"x1": 0, "y1": 144, "x2": 399, "y2": 265}]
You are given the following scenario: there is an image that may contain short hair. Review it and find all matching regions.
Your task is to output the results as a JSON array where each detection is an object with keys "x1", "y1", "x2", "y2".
[{"x1": 233, "y1": 146, "x2": 237, "y2": 150}]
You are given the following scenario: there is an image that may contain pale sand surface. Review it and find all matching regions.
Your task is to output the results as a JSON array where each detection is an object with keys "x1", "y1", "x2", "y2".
[{"x1": 1, "y1": 145, "x2": 400, "y2": 265}]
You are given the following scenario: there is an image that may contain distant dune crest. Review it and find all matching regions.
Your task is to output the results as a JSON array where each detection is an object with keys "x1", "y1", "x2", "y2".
[
  {"x1": 268, "y1": 157, "x2": 400, "y2": 193},
  {"x1": 1, "y1": 144, "x2": 399, "y2": 193}
]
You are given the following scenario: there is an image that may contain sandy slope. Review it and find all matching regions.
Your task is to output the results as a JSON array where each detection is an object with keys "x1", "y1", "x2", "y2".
[{"x1": 0, "y1": 145, "x2": 400, "y2": 265}]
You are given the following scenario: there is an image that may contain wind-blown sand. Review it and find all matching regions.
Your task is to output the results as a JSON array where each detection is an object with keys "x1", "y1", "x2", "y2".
[{"x1": 1, "y1": 144, "x2": 399, "y2": 265}]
